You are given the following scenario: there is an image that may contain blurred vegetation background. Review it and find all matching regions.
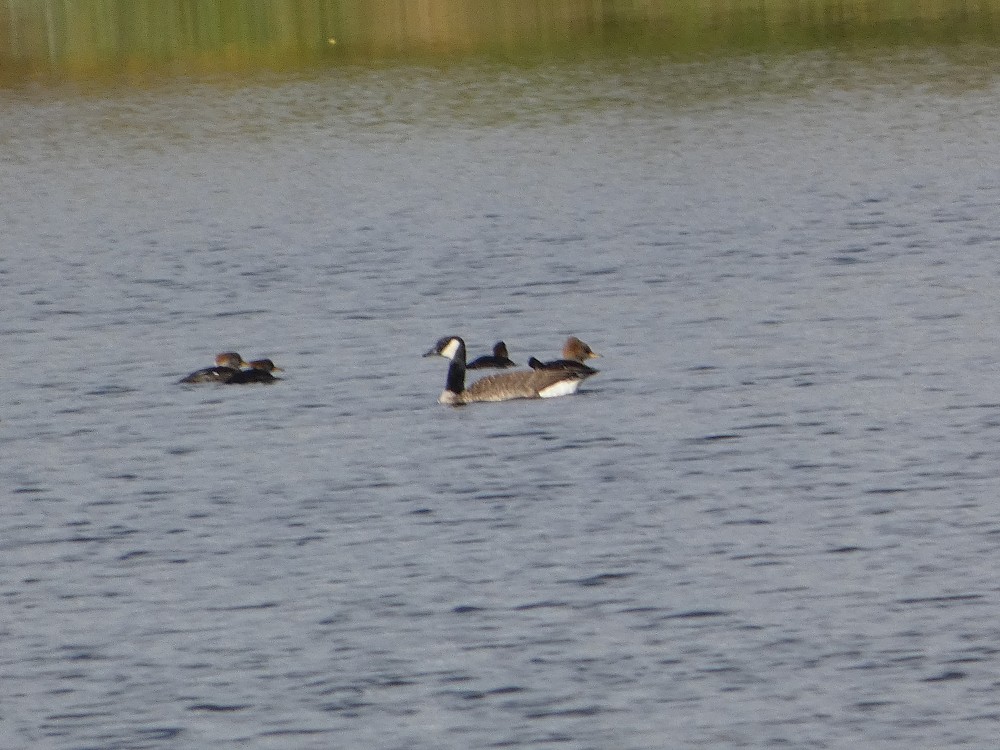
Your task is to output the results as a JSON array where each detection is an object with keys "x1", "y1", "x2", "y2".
[{"x1": 2, "y1": 0, "x2": 999, "y2": 84}]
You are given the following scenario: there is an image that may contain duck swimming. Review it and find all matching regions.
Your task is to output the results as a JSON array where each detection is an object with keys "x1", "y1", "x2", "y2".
[
  {"x1": 424, "y1": 336, "x2": 593, "y2": 405},
  {"x1": 179, "y1": 352, "x2": 249, "y2": 384},
  {"x1": 528, "y1": 336, "x2": 601, "y2": 376},
  {"x1": 466, "y1": 341, "x2": 518, "y2": 370},
  {"x1": 225, "y1": 359, "x2": 283, "y2": 384}
]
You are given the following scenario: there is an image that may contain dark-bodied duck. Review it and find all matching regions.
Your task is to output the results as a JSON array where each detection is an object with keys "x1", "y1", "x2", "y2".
[
  {"x1": 528, "y1": 336, "x2": 601, "y2": 376},
  {"x1": 466, "y1": 341, "x2": 518, "y2": 370},
  {"x1": 424, "y1": 336, "x2": 592, "y2": 405},
  {"x1": 179, "y1": 352, "x2": 249, "y2": 384},
  {"x1": 225, "y1": 358, "x2": 284, "y2": 384}
]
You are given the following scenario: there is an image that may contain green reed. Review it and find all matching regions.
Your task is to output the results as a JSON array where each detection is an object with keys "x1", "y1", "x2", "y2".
[{"x1": 2, "y1": 0, "x2": 999, "y2": 84}]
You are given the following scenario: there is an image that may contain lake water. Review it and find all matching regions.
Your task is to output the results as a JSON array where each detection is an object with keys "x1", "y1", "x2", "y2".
[{"x1": 4, "y1": 49, "x2": 1000, "y2": 748}]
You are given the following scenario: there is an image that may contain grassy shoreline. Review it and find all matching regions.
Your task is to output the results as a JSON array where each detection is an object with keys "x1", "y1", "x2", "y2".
[{"x1": 2, "y1": 1, "x2": 999, "y2": 84}]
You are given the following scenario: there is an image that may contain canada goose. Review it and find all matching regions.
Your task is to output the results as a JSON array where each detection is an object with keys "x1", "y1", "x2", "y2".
[
  {"x1": 528, "y1": 336, "x2": 601, "y2": 375},
  {"x1": 179, "y1": 352, "x2": 249, "y2": 384},
  {"x1": 225, "y1": 358, "x2": 284, "y2": 384},
  {"x1": 424, "y1": 336, "x2": 593, "y2": 405},
  {"x1": 466, "y1": 341, "x2": 517, "y2": 370}
]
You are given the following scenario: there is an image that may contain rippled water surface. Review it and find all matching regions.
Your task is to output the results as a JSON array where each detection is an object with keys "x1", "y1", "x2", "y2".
[{"x1": 5, "y1": 51, "x2": 1000, "y2": 748}]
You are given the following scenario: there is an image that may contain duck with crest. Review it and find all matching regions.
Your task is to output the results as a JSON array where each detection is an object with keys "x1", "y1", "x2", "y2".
[
  {"x1": 528, "y1": 336, "x2": 601, "y2": 376},
  {"x1": 179, "y1": 352, "x2": 250, "y2": 384},
  {"x1": 225, "y1": 359, "x2": 283, "y2": 384},
  {"x1": 424, "y1": 336, "x2": 593, "y2": 405}
]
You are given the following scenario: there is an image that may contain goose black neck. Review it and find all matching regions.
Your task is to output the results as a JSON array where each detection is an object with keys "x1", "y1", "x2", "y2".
[{"x1": 445, "y1": 341, "x2": 467, "y2": 394}]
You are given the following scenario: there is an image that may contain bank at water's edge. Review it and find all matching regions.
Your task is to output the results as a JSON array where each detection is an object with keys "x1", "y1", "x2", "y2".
[{"x1": 3, "y1": 0, "x2": 1000, "y2": 84}]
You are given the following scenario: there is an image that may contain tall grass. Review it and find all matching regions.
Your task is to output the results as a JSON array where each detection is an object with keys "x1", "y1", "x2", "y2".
[{"x1": 2, "y1": 0, "x2": 998, "y2": 83}]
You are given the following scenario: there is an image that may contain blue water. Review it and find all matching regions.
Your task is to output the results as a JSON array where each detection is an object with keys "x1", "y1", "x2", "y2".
[{"x1": 4, "y1": 51, "x2": 1000, "y2": 748}]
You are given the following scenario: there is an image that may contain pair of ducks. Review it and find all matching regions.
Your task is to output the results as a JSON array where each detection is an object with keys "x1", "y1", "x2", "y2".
[
  {"x1": 424, "y1": 336, "x2": 601, "y2": 405},
  {"x1": 179, "y1": 352, "x2": 283, "y2": 384}
]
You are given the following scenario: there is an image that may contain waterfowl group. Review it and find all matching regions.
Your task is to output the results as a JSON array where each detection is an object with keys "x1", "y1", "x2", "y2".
[
  {"x1": 179, "y1": 353, "x2": 284, "y2": 385},
  {"x1": 178, "y1": 335, "x2": 601, "y2": 405},
  {"x1": 423, "y1": 336, "x2": 599, "y2": 405}
]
